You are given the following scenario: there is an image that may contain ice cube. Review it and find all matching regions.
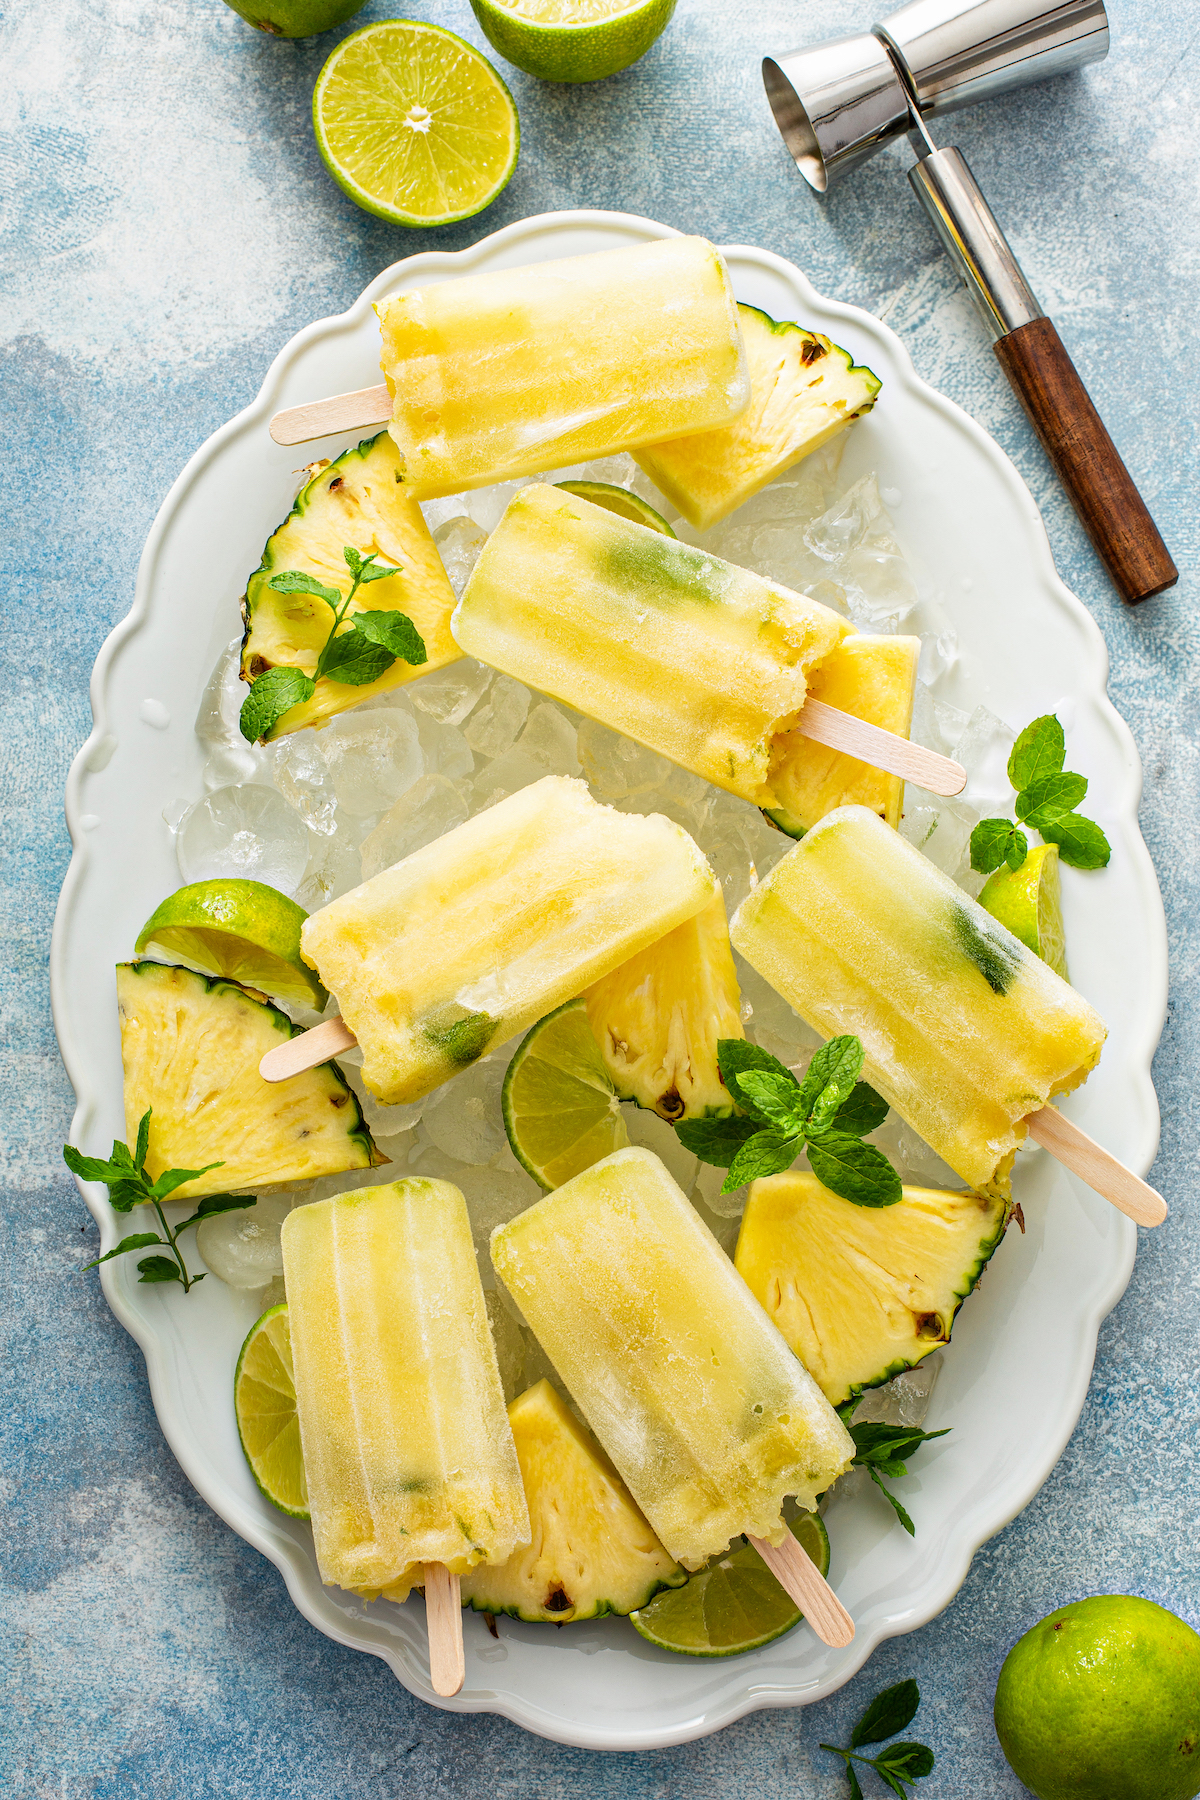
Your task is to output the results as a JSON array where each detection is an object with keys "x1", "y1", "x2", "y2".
[
  {"x1": 266, "y1": 730, "x2": 339, "y2": 836},
  {"x1": 953, "y1": 704, "x2": 1017, "y2": 813},
  {"x1": 176, "y1": 785, "x2": 311, "y2": 892},
  {"x1": 850, "y1": 1354, "x2": 942, "y2": 1428},
  {"x1": 485, "y1": 1290, "x2": 527, "y2": 1403},
  {"x1": 469, "y1": 746, "x2": 544, "y2": 814},
  {"x1": 422, "y1": 1057, "x2": 508, "y2": 1165},
  {"x1": 691, "y1": 1158, "x2": 746, "y2": 1221},
  {"x1": 409, "y1": 657, "x2": 492, "y2": 725},
  {"x1": 345, "y1": 1066, "x2": 426, "y2": 1137},
  {"x1": 899, "y1": 803, "x2": 974, "y2": 880},
  {"x1": 516, "y1": 702, "x2": 581, "y2": 775},
  {"x1": 414, "y1": 712, "x2": 474, "y2": 781},
  {"x1": 294, "y1": 824, "x2": 366, "y2": 911},
  {"x1": 456, "y1": 1164, "x2": 542, "y2": 1266},
  {"x1": 622, "y1": 1106, "x2": 698, "y2": 1193},
  {"x1": 195, "y1": 1194, "x2": 292, "y2": 1289},
  {"x1": 359, "y1": 774, "x2": 470, "y2": 880},
  {"x1": 196, "y1": 639, "x2": 264, "y2": 789},
  {"x1": 320, "y1": 708, "x2": 423, "y2": 816},
  {"x1": 577, "y1": 719, "x2": 672, "y2": 800},
  {"x1": 463, "y1": 674, "x2": 531, "y2": 760},
  {"x1": 433, "y1": 515, "x2": 489, "y2": 597}
]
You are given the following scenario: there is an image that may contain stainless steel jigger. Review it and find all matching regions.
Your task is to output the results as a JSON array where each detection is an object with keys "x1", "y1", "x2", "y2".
[{"x1": 763, "y1": 0, "x2": 1177, "y2": 604}]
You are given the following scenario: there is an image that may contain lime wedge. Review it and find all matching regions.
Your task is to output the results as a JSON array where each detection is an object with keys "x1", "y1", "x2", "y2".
[
  {"x1": 630, "y1": 1512, "x2": 830, "y2": 1656},
  {"x1": 556, "y1": 480, "x2": 676, "y2": 537},
  {"x1": 235, "y1": 1303, "x2": 310, "y2": 1519},
  {"x1": 502, "y1": 997, "x2": 628, "y2": 1190},
  {"x1": 979, "y1": 842, "x2": 1068, "y2": 980},
  {"x1": 468, "y1": 0, "x2": 677, "y2": 84},
  {"x1": 313, "y1": 21, "x2": 519, "y2": 229},
  {"x1": 135, "y1": 879, "x2": 328, "y2": 1008}
]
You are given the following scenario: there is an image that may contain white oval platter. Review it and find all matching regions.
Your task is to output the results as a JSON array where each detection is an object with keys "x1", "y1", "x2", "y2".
[{"x1": 51, "y1": 209, "x2": 1167, "y2": 1751}]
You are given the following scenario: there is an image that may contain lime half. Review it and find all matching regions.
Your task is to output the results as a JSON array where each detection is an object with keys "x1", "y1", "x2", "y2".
[
  {"x1": 469, "y1": 0, "x2": 677, "y2": 83},
  {"x1": 135, "y1": 879, "x2": 327, "y2": 1008},
  {"x1": 313, "y1": 21, "x2": 519, "y2": 228},
  {"x1": 979, "y1": 842, "x2": 1068, "y2": 980},
  {"x1": 502, "y1": 997, "x2": 628, "y2": 1190},
  {"x1": 235, "y1": 1303, "x2": 310, "y2": 1519},
  {"x1": 631, "y1": 1512, "x2": 830, "y2": 1656},
  {"x1": 556, "y1": 480, "x2": 676, "y2": 536}
]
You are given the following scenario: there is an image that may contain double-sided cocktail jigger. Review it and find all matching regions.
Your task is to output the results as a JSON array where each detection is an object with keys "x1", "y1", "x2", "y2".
[{"x1": 764, "y1": 0, "x2": 1177, "y2": 605}]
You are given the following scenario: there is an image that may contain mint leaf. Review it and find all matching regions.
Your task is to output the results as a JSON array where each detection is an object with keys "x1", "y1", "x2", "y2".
[
  {"x1": 723, "y1": 1129, "x2": 804, "y2": 1194},
  {"x1": 797, "y1": 1034, "x2": 864, "y2": 1120},
  {"x1": 267, "y1": 568, "x2": 341, "y2": 607},
  {"x1": 867, "y1": 1465, "x2": 916, "y2": 1536},
  {"x1": 351, "y1": 610, "x2": 427, "y2": 666},
  {"x1": 63, "y1": 1144, "x2": 125, "y2": 1186},
  {"x1": 239, "y1": 665, "x2": 315, "y2": 743},
  {"x1": 717, "y1": 1040, "x2": 796, "y2": 1123},
  {"x1": 733, "y1": 1070, "x2": 805, "y2": 1132},
  {"x1": 358, "y1": 559, "x2": 403, "y2": 584},
  {"x1": 806, "y1": 1133, "x2": 902, "y2": 1207},
  {"x1": 83, "y1": 1232, "x2": 164, "y2": 1271},
  {"x1": 851, "y1": 1678, "x2": 921, "y2": 1747},
  {"x1": 134, "y1": 1108, "x2": 152, "y2": 1172},
  {"x1": 343, "y1": 546, "x2": 363, "y2": 574},
  {"x1": 969, "y1": 817, "x2": 1027, "y2": 875},
  {"x1": 846, "y1": 1769, "x2": 864, "y2": 1800},
  {"x1": 1016, "y1": 770, "x2": 1088, "y2": 827},
  {"x1": 876, "y1": 1742, "x2": 935, "y2": 1783},
  {"x1": 1039, "y1": 811, "x2": 1111, "y2": 869},
  {"x1": 137, "y1": 1255, "x2": 183, "y2": 1284},
  {"x1": 951, "y1": 902, "x2": 1021, "y2": 995},
  {"x1": 107, "y1": 1178, "x2": 153, "y2": 1214},
  {"x1": 1004, "y1": 830, "x2": 1028, "y2": 872},
  {"x1": 830, "y1": 1082, "x2": 888, "y2": 1138},
  {"x1": 676, "y1": 1114, "x2": 760, "y2": 1167},
  {"x1": 319, "y1": 630, "x2": 395, "y2": 686},
  {"x1": 1008, "y1": 713, "x2": 1065, "y2": 790},
  {"x1": 150, "y1": 1162, "x2": 223, "y2": 1199},
  {"x1": 176, "y1": 1193, "x2": 256, "y2": 1232},
  {"x1": 850, "y1": 1424, "x2": 950, "y2": 1468}
]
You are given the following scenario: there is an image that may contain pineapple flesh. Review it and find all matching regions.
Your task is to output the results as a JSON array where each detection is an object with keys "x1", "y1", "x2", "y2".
[
  {"x1": 116, "y1": 961, "x2": 381, "y2": 1198},
  {"x1": 239, "y1": 431, "x2": 460, "y2": 740},
  {"x1": 459, "y1": 1380, "x2": 686, "y2": 1623},
  {"x1": 735, "y1": 1171, "x2": 1009, "y2": 1407},
  {"x1": 583, "y1": 890, "x2": 743, "y2": 1121}
]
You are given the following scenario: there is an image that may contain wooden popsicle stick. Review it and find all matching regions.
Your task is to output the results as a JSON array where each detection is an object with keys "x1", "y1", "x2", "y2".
[
  {"x1": 424, "y1": 1563, "x2": 465, "y2": 1697},
  {"x1": 793, "y1": 697, "x2": 967, "y2": 798},
  {"x1": 270, "y1": 382, "x2": 392, "y2": 447},
  {"x1": 1026, "y1": 1105, "x2": 1166, "y2": 1228},
  {"x1": 259, "y1": 1014, "x2": 357, "y2": 1081},
  {"x1": 747, "y1": 1531, "x2": 855, "y2": 1648}
]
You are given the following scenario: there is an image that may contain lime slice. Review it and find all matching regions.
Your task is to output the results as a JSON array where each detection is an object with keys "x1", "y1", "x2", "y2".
[
  {"x1": 556, "y1": 480, "x2": 676, "y2": 537},
  {"x1": 630, "y1": 1512, "x2": 831, "y2": 1656},
  {"x1": 235, "y1": 1303, "x2": 310, "y2": 1519},
  {"x1": 313, "y1": 21, "x2": 519, "y2": 229},
  {"x1": 135, "y1": 879, "x2": 328, "y2": 1008},
  {"x1": 979, "y1": 842, "x2": 1068, "y2": 980},
  {"x1": 502, "y1": 997, "x2": 629, "y2": 1190},
  {"x1": 468, "y1": 0, "x2": 677, "y2": 84}
]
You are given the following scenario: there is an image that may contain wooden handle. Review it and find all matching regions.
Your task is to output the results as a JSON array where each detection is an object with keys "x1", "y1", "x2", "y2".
[
  {"x1": 1025, "y1": 1105, "x2": 1166, "y2": 1228},
  {"x1": 259, "y1": 1015, "x2": 357, "y2": 1081},
  {"x1": 270, "y1": 382, "x2": 392, "y2": 447},
  {"x1": 993, "y1": 318, "x2": 1177, "y2": 605},
  {"x1": 794, "y1": 697, "x2": 967, "y2": 798},
  {"x1": 424, "y1": 1563, "x2": 465, "y2": 1697},
  {"x1": 747, "y1": 1531, "x2": 854, "y2": 1648}
]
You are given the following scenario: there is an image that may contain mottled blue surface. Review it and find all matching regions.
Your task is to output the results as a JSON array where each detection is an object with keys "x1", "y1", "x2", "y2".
[{"x1": 3, "y1": 0, "x2": 1198, "y2": 1791}]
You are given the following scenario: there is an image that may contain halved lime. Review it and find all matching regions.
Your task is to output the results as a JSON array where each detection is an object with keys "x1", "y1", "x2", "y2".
[
  {"x1": 235, "y1": 1303, "x2": 310, "y2": 1519},
  {"x1": 135, "y1": 879, "x2": 328, "y2": 1008},
  {"x1": 979, "y1": 842, "x2": 1068, "y2": 979},
  {"x1": 469, "y1": 0, "x2": 677, "y2": 84},
  {"x1": 630, "y1": 1512, "x2": 830, "y2": 1656},
  {"x1": 313, "y1": 21, "x2": 519, "y2": 229},
  {"x1": 502, "y1": 997, "x2": 628, "y2": 1190},
  {"x1": 555, "y1": 480, "x2": 676, "y2": 536}
]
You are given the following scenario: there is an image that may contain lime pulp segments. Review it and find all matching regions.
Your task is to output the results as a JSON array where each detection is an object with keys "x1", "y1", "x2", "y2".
[
  {"x1": 555, "y1": 480, "x2": 676, "y2": 536},
  {"x1": 135, "y1": 878, "x2": 327, "y2": 1008},
  {"x1": 630, "y1": 1513, "x2": 830, "y2": 1656},
  {"x1": 468, "y1": 0, "x2": 677, "y2": 83},
  {"x1": 502, "y1": 997, "x2": 629, "y2": 1189},
  {"x1": 235, "y1": 1303, "x2": 310, "y2": 1519}
]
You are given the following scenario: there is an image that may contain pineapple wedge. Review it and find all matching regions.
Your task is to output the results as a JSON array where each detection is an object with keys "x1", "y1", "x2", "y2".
[
  {"x1": 116, "y1": 961, "x2": 381, "y2": 1199},
  {"x1": 459, "y1": 1381, "x2": 686, "y2": 1623},
  {"x1": 765, "y1": 634, "x2": 920, "y2": 837},
  {"x1": 584, "y1": 890, "x2": 743, "y2": 1121},
  {"x1": 735, "y1": 1171, "x2": 1009, "y2": 1407},
  {"x1": 239, "y1": 431, "x2": 460, "y2": 740},
  {"x1": 634, "y1": 304, "x2": 881, "y2": 532}
]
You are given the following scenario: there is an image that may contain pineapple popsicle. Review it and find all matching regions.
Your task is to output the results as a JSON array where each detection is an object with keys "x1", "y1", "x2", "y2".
[
  {"x1": 281, "y1": 1178, "x2": 529, "y2": 1603},
  {"x1": 300, "y1": 775, "x2": 716, "y2": 1106},
  {"x1": 453, "y1": 483, "x2": 852, "y2": 808},
  {"x1": 374, "y1": 237, "x2": 750, "y2": 499},
  {"x1": 490, "y1": 1147, "x2": 856, "y2": 1569},
  {"x1": 730, "y1": 806, "x2": 1107, "y2": 1198}
]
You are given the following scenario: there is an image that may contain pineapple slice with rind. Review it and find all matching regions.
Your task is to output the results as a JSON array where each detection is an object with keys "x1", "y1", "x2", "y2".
[
  {"x1": 583, "y1": 890, "x2": 743, "y2": 1121},
  {"x1": 459, "y1": 1380, "x2": 686, "y2": 1623},
  {"x1": 634, "y1": 304, "x2": 881, "y2": 532},
  {"x1": 239, "y1": 431, "x2": 460, "y2": 740},
  {"x1": 765, "y1": 634, "x2": 919, "y2": 838},
  {"x1": 116, "y1": 961, "x2": 381, "y2": 1199},
  {"x1": 735, "y1": 1171, "x2": 1009, "y2": 1407}
]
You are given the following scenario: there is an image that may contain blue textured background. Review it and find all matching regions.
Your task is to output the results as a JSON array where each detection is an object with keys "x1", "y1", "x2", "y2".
[{"x1": 4, "y1": 0, "x2": 1197, "y2": 1791}]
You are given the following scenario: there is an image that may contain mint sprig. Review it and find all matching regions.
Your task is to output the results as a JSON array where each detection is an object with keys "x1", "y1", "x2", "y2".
[
  {"x1": 676, "y1": 1037, "x2": 901, "y2": 1206},
  {"x1": 239, "y1": 545, "x2": 427, "y2": 742},
  {"x1": 969, "y1": 714, "x2": 1110, "y2": 874},
  {"x1": 64, "y1": 1108, "x2": 253, "y2": 1292},
  {"x1": 820, "y1": 1678, "x2": 935, "y2": 1797},
  {"x1": 840, "y1": 1417, "x2": 951, "y2": 1537}
]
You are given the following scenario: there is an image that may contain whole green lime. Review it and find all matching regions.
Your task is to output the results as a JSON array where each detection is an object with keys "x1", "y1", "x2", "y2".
[
  {"x1": 994, "y1": 1595, "x2": 1200, "y2": 1800},
  {"x1": 222, "y1": 0, "x2": 366, "y2": 39}
]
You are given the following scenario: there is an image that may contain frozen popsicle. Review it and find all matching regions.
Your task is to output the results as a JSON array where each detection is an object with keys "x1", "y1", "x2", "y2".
[
  {"x1": 295, "y1": 775, "x2": 715, "y2": 1105},
  {"x1": 453, "y1": 485, "x2": 963, "y2": 806},
  {"x1": 730, "y1": 805, "x2": 1108, "y2": 1200},
  {"x1": 281, "y1": 1178, "x2": 530, "y2": 1690},
  {"x1": 490, "y1": 1147, "x2": 856, "y2": 1579}
]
